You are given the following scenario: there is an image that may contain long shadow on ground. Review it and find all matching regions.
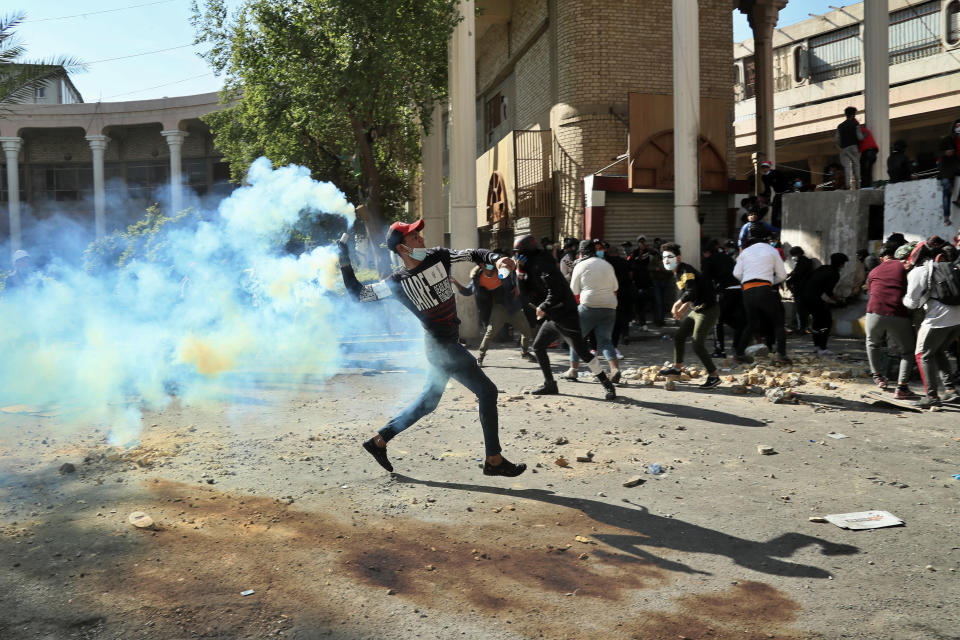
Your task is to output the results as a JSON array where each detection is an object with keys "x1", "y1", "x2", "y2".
[{"x1": 393, "y1": 474, "x2": 858, "y2": 578}]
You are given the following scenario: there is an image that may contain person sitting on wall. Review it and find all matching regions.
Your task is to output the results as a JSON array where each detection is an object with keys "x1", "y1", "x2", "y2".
[
  {"x1": 887, "y1": 140, "x2": 913, "y2": 183},
  {"x1": 737, "y1": 206, "x2": 779, "y2": 249}
]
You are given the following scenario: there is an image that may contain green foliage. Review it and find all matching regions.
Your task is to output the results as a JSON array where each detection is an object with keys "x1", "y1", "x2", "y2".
[
  {"x1": 191, "y1": 0, "x2": 459, "y2": 234},
  {"x1": 0, "y1": 12, "x2": 85, "y2": 106},
  {"x1": 83, "y1": 205, "x2": 202, "y2": 274}
]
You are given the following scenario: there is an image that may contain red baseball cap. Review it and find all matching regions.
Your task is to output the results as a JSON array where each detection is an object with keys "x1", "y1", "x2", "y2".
[{"x1": 386, "y1": 218, "x2": 425, "y2": 252}]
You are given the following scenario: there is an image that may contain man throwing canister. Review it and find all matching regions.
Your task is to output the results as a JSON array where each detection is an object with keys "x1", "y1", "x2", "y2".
[{"x1": 338, "y1": 219, "x2": 526, "y2": 477}]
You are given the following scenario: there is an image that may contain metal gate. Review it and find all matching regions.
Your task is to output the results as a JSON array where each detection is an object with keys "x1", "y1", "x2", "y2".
[{"x1": 513, "y1": 130, "x2": 554, "y2": 219}]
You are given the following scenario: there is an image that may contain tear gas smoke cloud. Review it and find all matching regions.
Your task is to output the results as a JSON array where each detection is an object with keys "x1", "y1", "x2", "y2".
[{"x1": 0, "y1": 157, "x2": 418, "y2": 446}]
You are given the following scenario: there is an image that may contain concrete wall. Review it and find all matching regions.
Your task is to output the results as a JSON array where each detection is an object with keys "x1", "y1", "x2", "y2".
[{"x1": 884, "y1": 178, "x2": 960, "y2": 243}]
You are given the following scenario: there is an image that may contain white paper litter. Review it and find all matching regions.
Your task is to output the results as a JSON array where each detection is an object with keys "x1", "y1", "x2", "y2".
[
  {"x1": 827, "y1": 433, "x2": 849, "y2": 439},
  {"x1": 824, "y1": 510, "x2": 903, "y2": 530}
]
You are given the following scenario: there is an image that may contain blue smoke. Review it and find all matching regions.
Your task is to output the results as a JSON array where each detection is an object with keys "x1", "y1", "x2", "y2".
[{"x1": 0, "y1": 157, "x2": 412, "y2": 446}]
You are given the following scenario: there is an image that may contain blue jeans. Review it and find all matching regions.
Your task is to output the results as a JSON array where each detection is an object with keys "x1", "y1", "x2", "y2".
[
  {"x1": 941, "y1": 177, "x2": 955, "y2": 219},
  {"x1": 571, "y1": 305, "x2": 616, "y2": 363},
  {"x1": 379, "y1": 336, "x2": 501, "y2": 456}
]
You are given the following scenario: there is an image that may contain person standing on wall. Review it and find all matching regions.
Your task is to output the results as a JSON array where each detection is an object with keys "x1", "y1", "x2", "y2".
[
  {"x1": 834, "y1": 106, "x2": 864, "y2": 190},
  {"x1": 938, "y1": 135, "x2": 959, "y2": 227},
  {"x1": 858, "y1": 122, "x2": 879, "y2": 188},
  {"x1": 886, "y1": 139, "x2": 912, "y2": 183}
]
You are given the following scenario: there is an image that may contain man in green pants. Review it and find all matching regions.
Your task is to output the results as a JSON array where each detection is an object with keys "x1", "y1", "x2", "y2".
[{"x1": 657, "y1": 242, "x2": 722, "y2": 389}]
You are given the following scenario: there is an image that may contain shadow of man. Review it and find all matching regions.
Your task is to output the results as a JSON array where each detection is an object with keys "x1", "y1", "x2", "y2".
[{"x1": 393, "y1": 474, "x2": 858, "y2": 578}]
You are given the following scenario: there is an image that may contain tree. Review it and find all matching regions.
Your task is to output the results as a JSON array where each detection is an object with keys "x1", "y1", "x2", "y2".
[
  {"x1": 0, "y1": 12, "x2": 85, "y2": 106},
  {"x1": 191, "y1": 0, "x2": 459, "y2": 273}
]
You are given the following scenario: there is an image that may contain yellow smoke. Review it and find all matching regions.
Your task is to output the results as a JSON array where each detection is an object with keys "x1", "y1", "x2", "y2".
[{"x1": 178, "y1": 326, "x2": 254, "y2": 377}]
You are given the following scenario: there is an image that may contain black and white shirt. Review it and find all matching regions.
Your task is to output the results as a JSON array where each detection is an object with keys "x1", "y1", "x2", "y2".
[{"x1": 342, "y1": 247, "x2": 498, "y2": 342}]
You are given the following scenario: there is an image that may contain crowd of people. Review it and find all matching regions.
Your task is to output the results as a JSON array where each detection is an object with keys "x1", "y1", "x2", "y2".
[{"x1": 338, "y1": 216, "x2": 960, "y2": 476}]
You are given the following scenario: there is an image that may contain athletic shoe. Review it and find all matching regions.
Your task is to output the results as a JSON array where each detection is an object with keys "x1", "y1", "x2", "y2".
[
  {"x1": 711, "y1": 349, "x2": 727, "y2": 359},
  {"x1": 658, "y1": 367, "x2": 683, "y2": 376},
  {"x1": 520, "y1": 350, "x2": 536, "y2": 362},
  {"x1": 942, "y1": 389, "x2": 959, "y2": 403},
  {"x1": 362, "y1": 438, "x2": 393, "y2": 472},
  {"x1": 872, "y1": 374, "x2": 888, "y2": 390},
  {"x1": 610, "y1": 370, "x2": 622, "y2": 384},
  {"x1": 603, "y1": 384, "x2": 617, "y2": 400},
  {"x1": 559, "y1": 368, "x2": 579, "y2": 381},
  {"x1": 815, "y1": 348, "x2": 835, "y2": 357},
  {"x1": 615, "y1": 349, "x2": 624, "y2": 360},
  {"x1": 531, "y1": 380, "x2": 559, "y2": 395},
  {"x1": 699, "y1": 375, "x2": 722, "y2": 389},
  {"x1": 894, "y1": 387, "x2": 920, "y2": 401},
  {"x1": 476, "y1": 354, "x2": 485, "y2": 367},
  {"x1": 483, "y1": 456, "x2": 527, "y2": 477},
  {"x1": 913, "y1": 395, "x2": 942, "y2": 409}
]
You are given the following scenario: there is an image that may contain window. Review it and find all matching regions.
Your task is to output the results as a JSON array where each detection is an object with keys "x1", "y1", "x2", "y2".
[
  {"x1": 889, "y1": 0, "x2": 941, "y2": 64},
  {"x1": 35, "y1": 86, "x2": 46, "y2": 100},
  {"x1": 793, "y1": 46, "x2": 808, "y2": 84},
  {"x1": 484, "y1": 92, "x2": 504, "y2": 144},
  {"x1": 126, "y1": 161, "x2": 170, "y2": 202},
  {"x1": 743, "y1": 56, "x2": 756, "y2": 100},
  {"x1": 773, "y1": 47, "x2": 791, "y2": 92},
  {"x1": 809, "y1": 24, "x2": 861, "y2": 82},
  {"x1": 948, "y1": 0, "x2": 960, "y2": 46},
  {"x1": 29, "y1": 165, "x2": 93, "y2": 202}
]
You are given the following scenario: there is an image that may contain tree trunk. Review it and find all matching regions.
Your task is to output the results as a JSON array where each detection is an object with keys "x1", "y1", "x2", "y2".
[{"x1": 350, "y1": 117, "x2": 392, "y2": 277}]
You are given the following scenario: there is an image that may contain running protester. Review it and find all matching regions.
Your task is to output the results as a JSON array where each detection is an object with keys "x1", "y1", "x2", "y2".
[
  {"x1": 513, "y1": 234, "x2": 618, "y2": 400},
  {"x1": 339, "y1": 218, "x2": 526, "y2": 477}
]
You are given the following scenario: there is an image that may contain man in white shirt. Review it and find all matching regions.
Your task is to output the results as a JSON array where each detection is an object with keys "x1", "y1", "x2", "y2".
[
  {"x1": 733, "y1": 223, "x2": 789, "y2": 365},
  {"x1": 565, "y1": 240, "x2": 621, "y2": 381},
  {"x1": 902, "y1": 239, "x2": 960, "y2": 409}
]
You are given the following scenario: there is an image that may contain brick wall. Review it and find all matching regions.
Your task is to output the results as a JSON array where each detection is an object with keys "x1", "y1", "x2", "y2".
[{"x1": 514, "y1": 32, "x2": 552, "y2": 130}]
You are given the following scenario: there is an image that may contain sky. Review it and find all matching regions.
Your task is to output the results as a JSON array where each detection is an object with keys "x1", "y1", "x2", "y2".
[{"x1": 11, "y1": 0, "x2": 855, "y2": 104}]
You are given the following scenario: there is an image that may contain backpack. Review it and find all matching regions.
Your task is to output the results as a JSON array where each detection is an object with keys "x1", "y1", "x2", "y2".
[{"x1": 928, "y1": 259, "x2": 960, "y2": 305}]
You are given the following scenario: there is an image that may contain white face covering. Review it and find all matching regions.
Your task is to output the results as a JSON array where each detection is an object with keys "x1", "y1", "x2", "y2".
[{"x1": 662, "y1": 253, "x2": 679, "y2": 271}]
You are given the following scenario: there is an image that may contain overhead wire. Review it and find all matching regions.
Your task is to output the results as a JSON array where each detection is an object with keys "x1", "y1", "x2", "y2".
[
  {"x1": 103, "y1": 72, "x2": 216, "y2": 99},
  {"x1": 85, "y1": 43, "x2": 196, "y2": 65},
  {"x1": 24, "y1": 0, "x2": 181, "y2": 23}
]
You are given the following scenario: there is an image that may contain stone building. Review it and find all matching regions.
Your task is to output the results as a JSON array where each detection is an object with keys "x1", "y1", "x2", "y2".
[{"x1": 0, "y1": 92, "x2": 229, "y2": 256}]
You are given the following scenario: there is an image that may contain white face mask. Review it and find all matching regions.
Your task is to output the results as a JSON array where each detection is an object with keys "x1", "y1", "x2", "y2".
[
  {"x1": 401, "y1": 245, "x2": 427, "y2": 261},
  {"x1": 662, "y1": 253, "x2": 679, "y2": 271},
  {"x1": 955, "y1": 125, "x2": 960, "y2": 134}
]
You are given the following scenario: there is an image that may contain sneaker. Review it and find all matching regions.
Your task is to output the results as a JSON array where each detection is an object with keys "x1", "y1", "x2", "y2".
[
  {"x1": 610, "y1": 370, "x2": 622, "y2": 384},
  {"x1": 483, "y1": 456, "x2": 527, "y2": 477},
  {"x1": 815, "y1": 348, "x2": 835, "y2": 357},
  {"x1": 520, "y1": 350, "x2": 536, "y2": 362},
  {"x1": 711, "y1": 349, "x2": 727, "y2": 359},
  {"x1": 658, "y1": 367, "x2": 683, "y2": 376},
  {"x1": 913, "y1": 395, "x2": 942, "y2": 409},
  {"x1": 476, "y1": 354, "x2": 485, "y2": 367},
  {"x1": 944, "y1": 218, "x2": 953, "y2": 226},
  {"x1": 615, "y1": 349, "x2": 624, "y2": 360},
  {"x1": 872, "y1": 373, "x2": 888, "y2": 390},
  {"x1": 942, "y1": 390, "x2": 959, "y2": 403},
  {"x1": 603, "y1": 383, "x2": 617, "y2": 400},
  {"x1": 699, "y1": 375, "x2": 722, "y2": 389},
  {"x1": 894, "y1": 387, "x2": 920, "y2": 401},
  {"x1": 559, "y1": 368, "x2": 579, "y2": 381},
  {"x1": 362, "y1": 438, "x2": 393, "y2": 472},
  {"x1": 531, "y1": 380, "x2": 559, "y2": 395}
]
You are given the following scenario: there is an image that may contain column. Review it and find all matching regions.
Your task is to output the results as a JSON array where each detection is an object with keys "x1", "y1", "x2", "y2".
[
  {"x1": 863, "y1": 1, "x2": 889, "y2": 185},
  {"x1": 86, "y1": 134, "x2": 109, "y2": 240},
  {"x1": 447, "y1": 0, "x2": 478, "y2": 250},
  {"x1": 161, "y1": 130, "x2": 188, "y2": 215},
  {"x1": 1, "y1": 136, "x2": 23, "y2": 253},
  {"x1": 748, "y1": 1, "x2": 786, "y2": 177},
  {"x1": 421, "y1": 103, "x2": 445, "y2": 248},
  {"x1": 673, "y1": 0, "x2": 701, "y2": 269}
]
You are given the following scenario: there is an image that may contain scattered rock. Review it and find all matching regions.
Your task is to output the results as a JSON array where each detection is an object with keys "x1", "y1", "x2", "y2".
[
  {"x1": 809, "y1": 516, "x2": 828, "y2": 523},
  {"x1": 622, "y1": 476, "x2": 646, "y2": 488},
  {"x1": 555, "y1": 457, "x2": 569, "y2": 467},
  {"x1": 664, "y1": 380, "x2": 678, "y2": 391},
  {"x1": 757, "y1": 445, "x2": 776, "y2": 455},
  {"x1": 575, "y1": 450, "x2": 594, "y2": 462},
  {"x1": 731, "y1": 384, "x2": 748, "y2": 394},
  {"x1": 58, "y1": 463, "x2": 76, "y2": 475},
  {"x1": 554, "y1": 436, "x2": 569, "y2": 445},
  {"x1": 128, "y1": 511, "x2": 154, "y2": 529}
]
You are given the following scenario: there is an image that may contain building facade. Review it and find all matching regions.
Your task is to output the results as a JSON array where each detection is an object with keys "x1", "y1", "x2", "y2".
[
  {"x1": 421, "y1": 0, "x2": 748, "y2": 254},
  {"x1": 734, "y1": 0, "x2": 960, "y2": 184},
  {"x1": 0, "y1": 92, "x2": 229, "y2": 255}
]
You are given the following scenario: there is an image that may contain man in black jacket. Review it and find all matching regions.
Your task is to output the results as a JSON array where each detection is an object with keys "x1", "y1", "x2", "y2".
[
  {"x1": 514, "y1": 234, "x2": 617, "y2": 400},
  {"x1": 785, "y1": 246, "x2": 815, "y2": 333},
  {"x1": 338, "y1": 219, "x2": 526, "y2": 478},
  {"x1": 801, "y1": 253, "x2": 849, "y2": 356},
  {"x1": 887, "y1": 140, "x2": 912, "y2": 183},
  {"x1": 834, "y1": 106, "x2": 864, "y2": 190},
  {"x1": 701, "y1": 239, "x2": 743, "y2": 358}
]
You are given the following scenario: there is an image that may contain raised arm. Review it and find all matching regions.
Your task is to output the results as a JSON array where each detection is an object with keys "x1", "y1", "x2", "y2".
[{"x1": 338, "y1": 235, "x2": 393, "y2": 302}]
